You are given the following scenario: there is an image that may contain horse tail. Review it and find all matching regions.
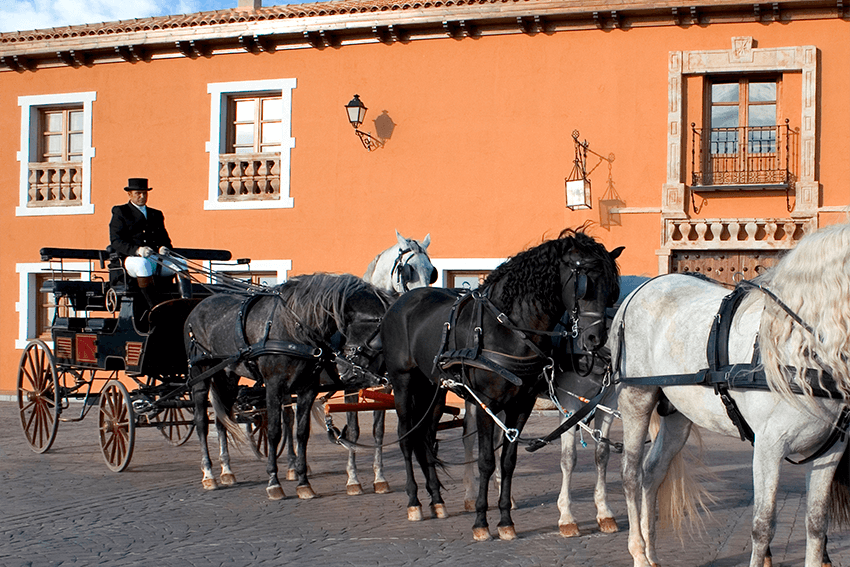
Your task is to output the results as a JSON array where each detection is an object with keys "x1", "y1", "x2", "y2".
[
  {"x1": 829, "y1": 442, "x2": 850, "y2": 528},
  {"x1": 209, "y1": 383, "x2": 247, "y2": 447},
  {"x1": 651, "y1": 412, "x2": 716, "y2": 538}
]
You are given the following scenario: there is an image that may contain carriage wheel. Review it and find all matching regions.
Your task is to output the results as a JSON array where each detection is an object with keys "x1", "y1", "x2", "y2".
[
  {"x1": 154, "y1": 403, "x2": 195, "y2": 447},
  {"x1": 16, "y1": 340, "x2": 61, "y2": 454},
  {"x1": 98, "y1": 380, "x2": 136, "y2": 472},
  {"x1": 245, "y1": 411, "x2": 285, "y2": 460}
]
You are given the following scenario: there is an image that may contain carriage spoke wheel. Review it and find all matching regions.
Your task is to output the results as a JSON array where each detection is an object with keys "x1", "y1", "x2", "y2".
[
  {"x1": 98, "y1": 380, "x2": 136, "y2": 472},
  {"x1": 245, "y1": 411, "x2": 285, "y2": 460},
  {"x1": 154, "y1": 403, "x2": 195, "y2": 447},
  {"x1": 16, "y1": 340, "x2": 61, "y2": 454}
]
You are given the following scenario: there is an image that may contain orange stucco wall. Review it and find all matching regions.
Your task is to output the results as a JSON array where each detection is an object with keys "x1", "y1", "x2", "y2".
[{"x1": 1, "y1": 17, "x2": 848, "y2": 393}]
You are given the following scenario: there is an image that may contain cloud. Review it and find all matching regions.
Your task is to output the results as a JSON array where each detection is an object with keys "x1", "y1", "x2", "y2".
[{"x1": 0, "y1": 0, "x2": 203, "y2": 33}]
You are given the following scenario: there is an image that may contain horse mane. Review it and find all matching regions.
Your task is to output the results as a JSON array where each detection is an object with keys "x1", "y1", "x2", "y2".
[
  {"x1": 757, "y1": 222, "x2": 850, "y2": 402},
  {"x1": 481, "y1": 227, "x2": 620, "y2": 314},
  {"x1": 275, "y1": 273, "x2": 391, "y2": 342}
]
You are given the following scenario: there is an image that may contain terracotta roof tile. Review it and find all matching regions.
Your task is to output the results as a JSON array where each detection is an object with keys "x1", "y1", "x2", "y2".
[{"x1": 0, "y1": 0, "x2": 518, "y2": 42}]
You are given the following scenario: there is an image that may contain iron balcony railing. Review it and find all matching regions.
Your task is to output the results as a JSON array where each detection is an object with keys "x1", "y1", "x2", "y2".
[{"x1": 691, "y1": 120, "x2": 797, "y2": 190}]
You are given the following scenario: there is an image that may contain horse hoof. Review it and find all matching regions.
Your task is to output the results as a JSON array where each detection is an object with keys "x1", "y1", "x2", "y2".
[
  {"x1": 266, "y1": 485, "x2": 285, "y2": 500},
  {"x1": 286, "y1": 469, "x2": 297, "y2": 481},
  {"x1": 498, "y1": 526, "x2": 517, "y2": 540},
  {"x1": 219, "y1": 473, "x2": 236, "y2": 486},
  {"x1": 472, "y1": 527, "x2": 492, "y2": 541},
  {"x1": 202, "y1": 478, "x2": 217, "y2": 491},
  {"x1": 559, "y1": 523, "x2": 580, "y2": 537},
  {"x1": 598, "y1": 517, "x2": 619, "y2": 533},
  {"x1": 407, "y1": 506, "x2": 423, "y2": 521},
  {"x1": 373, "y1": 481, "x2": 391, "y2": 494},
  {"x1": 464, "y1": 499, "x2": 476, "y2": 512},
  {"x1": 297, "y1": 485, "x2": 317, "y2": 499},
  {"x1": 347, "y1": 483, "x2": 363, "y2": 496},
  {"x1": 431, "y1": 503, "x2": 448, "y2": 519}
]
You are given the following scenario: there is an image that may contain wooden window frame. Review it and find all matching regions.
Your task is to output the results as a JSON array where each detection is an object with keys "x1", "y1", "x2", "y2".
[
  {"x1": 226, "y1": 93, "x2": 283, "y2": 155},
  {"x1": 39, "y1": 106, "x2": 85, "y2": 163}
]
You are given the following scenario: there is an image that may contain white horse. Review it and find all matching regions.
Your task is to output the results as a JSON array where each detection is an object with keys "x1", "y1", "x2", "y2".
[
  {"x1": 615, "y1": 222, "x2": 850, "y2": 567},
  {"x1": 338, "y1": 231, "x2": 436, "y2": 494}
]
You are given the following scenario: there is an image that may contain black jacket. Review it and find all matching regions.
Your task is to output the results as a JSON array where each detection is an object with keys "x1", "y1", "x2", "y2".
[{"x1": 109, "y1": 203, "x2": 173, "y2": 258}]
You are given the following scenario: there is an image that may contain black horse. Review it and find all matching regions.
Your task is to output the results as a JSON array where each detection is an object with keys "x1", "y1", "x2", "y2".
[
  {"x1": 183, "y1": 273, "x2": 394, "y2": 500},
  {"x1": 381, "y1": 228, "x2": 622, "y2": 540}
]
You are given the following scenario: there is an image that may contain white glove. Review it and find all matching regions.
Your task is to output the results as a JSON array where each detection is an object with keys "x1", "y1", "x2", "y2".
[
  {"x1": 158, "y1": 246, "x2": 170, "y2": 255},
  {"x1": 137, "y1": 246, "x2": 154, "y2": 258}
]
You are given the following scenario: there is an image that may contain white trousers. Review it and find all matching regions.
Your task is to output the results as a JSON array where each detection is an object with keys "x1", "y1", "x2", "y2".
[{"x1": 124, "y1": 254, "x2": 185, "y2": 278}]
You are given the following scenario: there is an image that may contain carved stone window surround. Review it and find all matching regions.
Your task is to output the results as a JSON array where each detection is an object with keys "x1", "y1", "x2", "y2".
[{"x1": 659, "y1": 37, "x2": 818, "y2": 273}]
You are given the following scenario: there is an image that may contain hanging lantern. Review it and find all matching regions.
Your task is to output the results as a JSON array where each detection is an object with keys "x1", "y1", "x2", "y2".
[
  {"x1": 565, "y1": 130, "x2": 592, "y2": 210},
  {"x1": 565, "y1": 179, "x2": 592, "y2": 210}
]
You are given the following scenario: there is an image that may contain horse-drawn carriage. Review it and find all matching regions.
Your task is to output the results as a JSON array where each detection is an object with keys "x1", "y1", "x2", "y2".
[{"x1": 16, "y1": 246, "x2": 244, "y2": 471}]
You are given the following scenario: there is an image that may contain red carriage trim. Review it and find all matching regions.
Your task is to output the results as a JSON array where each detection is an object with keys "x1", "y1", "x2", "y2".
[
  {"x1": 55, "y1": 336, "x2": 73, "y2": 360},
  {"x1": 125, "y1": 342, "x2": 143, "y2": 367},
  {"x1": 75, "y1": 334, "x2": 97, "y2": 363}
]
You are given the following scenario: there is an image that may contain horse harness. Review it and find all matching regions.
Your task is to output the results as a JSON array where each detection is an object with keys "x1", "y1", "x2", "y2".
[
  {"x1": 392, "y1": 244, "x2": 428, "y2": 292},
  {"x1": 614, "y1": 277, "x2": 850, "y2": 465},
  {"x1": 185, "y1": 290, "x2": 382, "y2": 392},
  {"x1": 432, "y1": 268, "x2": 597, "y2": 444}
]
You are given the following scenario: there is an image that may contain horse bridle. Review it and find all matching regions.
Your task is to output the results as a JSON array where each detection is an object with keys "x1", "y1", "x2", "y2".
[{"x1": 392, "y1": 243, "x2": 429, "y2": 292}]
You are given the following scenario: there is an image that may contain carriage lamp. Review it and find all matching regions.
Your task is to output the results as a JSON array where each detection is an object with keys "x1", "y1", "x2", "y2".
[{"x1": 345, "y1": 95, "x2": 385, "y2": 152}]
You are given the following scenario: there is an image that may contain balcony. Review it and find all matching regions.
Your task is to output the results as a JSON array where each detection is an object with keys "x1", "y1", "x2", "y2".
[
  {"x1": 691, "y1": 121, "x2": 797, "y2": 191},
  {"x1": 218, "y1": 153, "x2": 280, "y2": 202},
  {"x1": 27, "y1": 162, "x2": 82, "y2": 207}
]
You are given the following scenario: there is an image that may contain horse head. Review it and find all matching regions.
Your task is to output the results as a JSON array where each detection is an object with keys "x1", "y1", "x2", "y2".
[
  {"x1": 392, "y1": 230, "x2": 438, "y2": 293},
  {"x1": 558, "y1": 230, "x2": 623, "y2": 353},
  {"x1": 335, "y1": 284, "x2": 394, "y2": 387}
]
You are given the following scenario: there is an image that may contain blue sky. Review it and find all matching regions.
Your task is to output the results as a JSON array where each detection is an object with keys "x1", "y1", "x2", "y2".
[{"x1": 1, "y1": 0, "x2": 307, "y2": 33}]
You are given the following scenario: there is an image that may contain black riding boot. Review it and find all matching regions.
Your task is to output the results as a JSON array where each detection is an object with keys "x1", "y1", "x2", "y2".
[{"x1": 177, "y1": 271, "x2": 193, "y2": 299}]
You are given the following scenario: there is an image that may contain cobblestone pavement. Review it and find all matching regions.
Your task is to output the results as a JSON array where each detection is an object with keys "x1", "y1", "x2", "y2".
[{"x1": 1, "y1": 400, "x2": 849, "y2": 567}]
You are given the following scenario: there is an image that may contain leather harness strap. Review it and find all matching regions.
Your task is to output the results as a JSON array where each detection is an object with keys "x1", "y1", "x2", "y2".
[{"x1": 616, "y1": 277, "x2": 849, "y2": 463}]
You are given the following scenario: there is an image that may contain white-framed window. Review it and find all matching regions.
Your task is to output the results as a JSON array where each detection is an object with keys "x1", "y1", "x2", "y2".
[
  {"x1": 206, "y1": 79, "x2": 296, "y2": 210},
  {"x1": 430, "y1": 258, "x2": 505, "y2": 289},
  {"x1": 16, "y1": 262, "x2": 90, "y2": 349},
  {"x1": 17, "y1": 92, "x2": 96, "y2": 217}
]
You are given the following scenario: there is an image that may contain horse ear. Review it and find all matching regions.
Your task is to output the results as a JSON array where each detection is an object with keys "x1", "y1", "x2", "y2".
[
  {"x1": 610, "y1": 246, "x2": 625, "y2": 260},
  {"x1": 422, "y1": 233, "x2": 431, "y2": 249},
  {"x1": 396, "y1": 230, "x2": 408, "y2": 248}
]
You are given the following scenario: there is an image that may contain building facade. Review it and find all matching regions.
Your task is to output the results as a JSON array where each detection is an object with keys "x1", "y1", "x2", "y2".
[{"x1": 1, "y1": 0, "x2": 848, "y2": 393}]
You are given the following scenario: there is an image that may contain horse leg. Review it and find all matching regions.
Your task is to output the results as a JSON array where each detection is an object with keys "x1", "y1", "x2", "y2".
[
  {"x1": 463, "y1": 402, "x2": 477, "y2": 511},
  {"x1": 264, "y1": 389, "x2": 286, "y2": 499},
  {"x1": 294, "y1": 388, "x2": 319, "y2": 499},
  {"x1": 619, "y1": 386, "x2": 659, "y2": 567},
  {"x1": 472, "y1": 407, "x2": 497, "y2": 541},
  {"x1": 802, "y1": 445, "x2": 845, "y2": 567},
  {"x1": 594, "y1": 412, "x2": 618, "y2": 534},
  {"x1": 557, "y1": 419, "x2": 580, "y2": 537},
  {"x1": 282, "y1": 403, "x2": 297, "y2": 480},
  {"x1": 213, "y1": 375, "x2": 238, "y2": 486},
  {"x1": 393, "y1": 372, "x2": 423, "y2": 520},
  {"x1": 749, "y1": 439, "x2": 784, "y2": 567},
  {"x1": 192, "y1": 371, "x2": 217, "y2": 490},
  {"x1": 344, "y1": 392, "x2": 363, "y2": 495},
  {"x1": 372, "y1": 408, "x2": 391, "y2": 494},
  {"x1": 494, "y1": 404, "x2": 533, "y2": 540},
  {"x1": 422, "y1": 387, "x2": 448, "y2": 520},
  {"x1": 640, "y1": 411, "x2": 692, "y2": 567}
]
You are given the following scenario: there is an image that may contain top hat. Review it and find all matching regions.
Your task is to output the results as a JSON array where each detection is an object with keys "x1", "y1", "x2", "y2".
[{"x1": 124, "y1": 178, "x2": 152, "y2": 192}]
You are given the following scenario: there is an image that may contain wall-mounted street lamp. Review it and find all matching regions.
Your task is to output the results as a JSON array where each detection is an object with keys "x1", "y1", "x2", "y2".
[
  {"x1": 565, "y1": 129, "x2": 614, "y2": 211},
  {"x1": 345, "y1": 94, "x2": 385, "y2": 152}
]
